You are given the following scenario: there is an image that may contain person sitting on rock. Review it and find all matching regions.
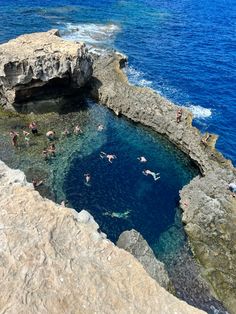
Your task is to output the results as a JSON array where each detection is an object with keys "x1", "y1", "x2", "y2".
[
  {"x1": 176, "y1": 108, "x2": 183, "y2": 123},
  {"x1": 142, "y1": 169, "x2": 160, "y2": 181},
  {"x1": 201, "y1": 133, "x2": 211, "y2": 146}
]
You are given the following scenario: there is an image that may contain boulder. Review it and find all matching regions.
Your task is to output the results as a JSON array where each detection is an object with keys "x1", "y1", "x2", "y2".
[
  {"x1": 117, "y1": 229, "x2": 174, "y2": 293},
  {"x1": 0, "y1": 30, "x2": 92, "y2": 111}
]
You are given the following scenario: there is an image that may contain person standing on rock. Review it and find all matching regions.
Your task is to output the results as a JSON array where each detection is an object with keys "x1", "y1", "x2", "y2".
[
  {"x1": 29, "y1": 121, "x2": 38, "y2": 135},
  {"x1": 176, "y1": 109, "x2": 183, "y2": 123}
]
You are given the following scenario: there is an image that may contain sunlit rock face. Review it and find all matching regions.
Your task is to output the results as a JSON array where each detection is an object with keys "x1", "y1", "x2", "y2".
[
  {"x1": 0, "y1": 30, "x2": 92, "y2": 111},
  {"x1": 0, "y1": 161, "x2": 205, "y2": 314}
]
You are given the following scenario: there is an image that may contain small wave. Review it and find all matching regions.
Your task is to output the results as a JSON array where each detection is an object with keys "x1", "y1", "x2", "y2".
[
  {"x1": 61, "y1": 22, "x2": 120, "y2": 47},
  {"x1": 124, "y1": 65, "x2": 153, "y2": 87},
  {"x1": 186, "y1": 104, "x2": 212, "y2": 119}
]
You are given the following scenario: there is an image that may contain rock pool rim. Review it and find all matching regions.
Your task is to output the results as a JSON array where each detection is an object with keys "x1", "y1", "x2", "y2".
[
  {"x1": 0, "y1": 30, "x2": 235, "y2": 313},
  {"x1": 88, "y1": 50, "x2": 236, "y2": 313}
]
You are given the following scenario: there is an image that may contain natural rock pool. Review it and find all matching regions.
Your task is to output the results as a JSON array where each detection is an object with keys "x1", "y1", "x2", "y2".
[{"x1": 0, "y1": 100, "x2": 227, "y2": 313}]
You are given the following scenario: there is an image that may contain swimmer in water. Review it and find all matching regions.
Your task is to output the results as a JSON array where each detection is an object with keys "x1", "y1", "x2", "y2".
[
  {"x1": 32, "y1": 179, "x2": 43, "y2": 188},
  {"x1": 137, "y1": 156, "x2": 147, "y2": 163},
  {"x1": 142, "y1": 169, "x2": 160, "y2": 181},
  {"x1": 9, "y1": 131, "x2": 19, "y2": 147},
  {"x1": 46, "y1": 130, "x2": 56, "y2": 141},
  {"x1": 42, "y1": 147, "x2": 49, "y2": 161},
  {"x1": 29, "y1": 121, "x2": 38, "y2": 135},
  {"x1": 74, "y1": 125, "x2": 82, "y2": 135},
  {"x1": 23, "y1": 130, "x2": 30, "y2": 146},
  {"x1": 100, "y1": 151, "x2": 117, "y2": 163},
  {"x1": 62, "y1": 128, "x2": 70, "y2": 137},
  {"x1": 84, "y1": 173, "x2": 91, "y2": 185},
  {"x1": 97, "y1": 124, "x2": 104, "y2": 131},
  {"x1": 48, "y1": 143, "x2": 56, "y2": 157},
  {"x1": 103, "y1": 209, "x2": 131, "y2": 219}
]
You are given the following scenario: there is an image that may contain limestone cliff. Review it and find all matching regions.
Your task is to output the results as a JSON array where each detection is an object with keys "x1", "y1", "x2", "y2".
[
  {"x1": 0, "y1": 30, "x2": 92, "y2": 110},
  {"x1": 117, "y1": 229, "x2": 173, "y2": 293},
  {"x1": 89, "y1": 52, "x2": 236, "y2": 313},
  {"x1": 0, "y1": 161, "x2": 205, "y2": 314}
]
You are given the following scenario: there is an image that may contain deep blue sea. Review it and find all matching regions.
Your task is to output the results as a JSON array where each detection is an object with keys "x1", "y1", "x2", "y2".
[
  {"x1": 0, "y1": 0, "x2": 235, "y2": 164},
  {"x1": 0, "y1": 1, "x2": 234, "y2": 313}
]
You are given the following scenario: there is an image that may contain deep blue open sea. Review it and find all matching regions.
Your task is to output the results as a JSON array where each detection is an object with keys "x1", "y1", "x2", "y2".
[
  {"x1": 0, "y1": 1, "x2": 234, "y2": 313},
  {"x1": 0, "y1": 0, "x2": 235, "y2": 164}
]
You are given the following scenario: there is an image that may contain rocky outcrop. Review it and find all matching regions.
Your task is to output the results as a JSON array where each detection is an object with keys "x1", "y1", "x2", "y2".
[
  {"x1": 0, "y1": 30, "x2": 92, "y2": 111},
  {"x1": 89, "y1": 52, "x2": 236, "y2": 313},
  {"x1": 0, "y1": 160, "x2": 205, "y2": 314},
  {"x1": 117, "y1": 229, "x2": 173, "y2": 293}
]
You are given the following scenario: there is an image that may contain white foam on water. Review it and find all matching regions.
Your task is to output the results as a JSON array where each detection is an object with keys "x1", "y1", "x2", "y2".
[
  {"x1": 186, "y1": 104, "x2": 212, "y2": 119},
  {"x1": 124, "y1": 65, "x2": 153, "y2": 87},
  {"x1": 61, "y1": 22, "x2": 120, "y2": 47}
]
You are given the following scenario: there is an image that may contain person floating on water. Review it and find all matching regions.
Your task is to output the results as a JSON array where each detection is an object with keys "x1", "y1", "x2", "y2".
[
  {"x1": 97, "y1": 124, "x2": 104, "y2": 131},
  {"x1": 84, "y1": 173, "x2": 91, "y2": 185},
  {"x1": 142, "y1": 169, "x2": 160, "y2": 181},
  {"x1": 137, "y1": 156, "x2": 147, "y2": 163},
  {"x1": 74, "y1": 125, "x2": 82, "y2": 135},
  {"x1": 100, "y1": 151, "x2": 117, "y2": 163},
  {"x1": 29, "y1": 121, "x2": 38, "y2": 135},
  {"x1": 9, "y1": 131, "x2": 19, "y2": 147},
  {"x1": 23, "y1": 130, "x2": 30, "y2": 146},
  {"x1": 176, "y1": 108, "x2": 183, "y2": 123},
  {"x1": 46, "y1": 130, "x2": 56, "y2": 141}
]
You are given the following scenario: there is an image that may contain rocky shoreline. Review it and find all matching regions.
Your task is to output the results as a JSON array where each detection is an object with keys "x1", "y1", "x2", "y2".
[
  {"x1": 0, "y1": 30, "x2": 235, "y2": 313},
  {"x1": 89, "y1": 52, "x2": 236, "y2": 313}
]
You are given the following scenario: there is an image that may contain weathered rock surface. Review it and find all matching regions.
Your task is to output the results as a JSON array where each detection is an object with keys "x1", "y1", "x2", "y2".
[
  {"x1": 0, "y1": 30, "x2": 92, "y2": 110},
  {"x1": 89, "y1": 52, "x2": 236, "y2": 313},
  {"x1": 0, "y1": 161, "x2": 205, "y2": 314},
  {"x1": 117, "y1": 229, "x2": 173, "y2": 293}
]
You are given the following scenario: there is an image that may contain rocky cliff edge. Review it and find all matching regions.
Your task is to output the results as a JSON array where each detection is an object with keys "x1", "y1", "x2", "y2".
[{"x1": 0, "y1": 161, "x2": 205, "y2": 314}]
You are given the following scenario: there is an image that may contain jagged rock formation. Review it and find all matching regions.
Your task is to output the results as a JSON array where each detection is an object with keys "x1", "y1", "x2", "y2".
[
  {"x1": 117, "y1": 229, "x2": 174, "y2": 293},
  {"x1": 0, "y1": 161, "x2": 205, "y2": 314},
  {"x1": 89, "y1": 52, "x2": 236, "y2": 313},
  {"x1": 0, "y1": 30, "x2": 92, "y2": 111}
]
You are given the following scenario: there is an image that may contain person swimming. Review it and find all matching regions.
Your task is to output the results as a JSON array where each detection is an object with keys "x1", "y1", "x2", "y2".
[
  {"x1": 142, "y1": 169, "x2": 160, "y2": 181},
  {"x1": 46, "y1": 130, "x2": 56, "y2": 141},
  {"x1": 100, "y1": 151, "x2": 117, "y2": 163},
  {"x1": 97, "y1": 124, "x2": 104, "y2": 131},
  {"x1": 137, "y1": 156, "x2": 147, "y2": 163},
  {"x1": 23, "y1": 130, "x2": 30, "y2": 146},
  {"x1": 74, "y1": 125, "x2": 82, "y2": 135},
  {"x1": 32, "y1": 179, "x2": 43, "y2": 188},
  {"x1": 29, "y1": 121, "x2": 38, "y2": 135},
  {"x1": 42, "y1": 147, "x2": 49, "y2": 161},
  {"x1": 48, "y1": 143, "x2": 56, "y2": 157},
  {"x1": 9, "y1": 131, "x2": 19, "y2": 147},
  {"x1": 103, "y1": 209, "x2": 131, "y2": 219},
  {"x1": 62, "y1": 128, "x2": 70, "y2": 137},
  {"x1": 84, "y1": 173, "x2": 91, "y2": 185}
]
